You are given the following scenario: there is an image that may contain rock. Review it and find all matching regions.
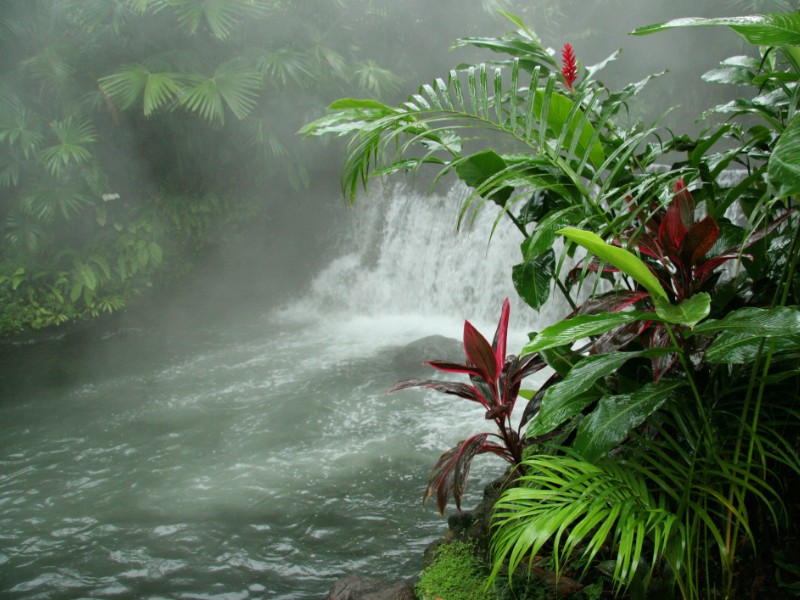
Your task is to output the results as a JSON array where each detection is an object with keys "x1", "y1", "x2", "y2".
[
  {"x1": 391, "y1": 334, "x2": 462, "y2": 375},
  {"x1": 326, "y1": 575, "x2": 415, "y2": 600}
]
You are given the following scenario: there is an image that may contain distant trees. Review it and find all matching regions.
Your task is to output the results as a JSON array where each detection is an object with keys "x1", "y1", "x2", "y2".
[{"x1": 0, "y1": 0, "x2": 411, "y2": 334}]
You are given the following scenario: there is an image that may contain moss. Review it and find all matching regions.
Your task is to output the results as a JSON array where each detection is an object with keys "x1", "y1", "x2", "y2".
[{"x1": 416, "y1": 540, "x2": 499, "y2": 600}]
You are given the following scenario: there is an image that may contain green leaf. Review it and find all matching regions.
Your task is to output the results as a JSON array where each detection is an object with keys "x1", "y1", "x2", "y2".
[
  {"x1": 769, "y1": 113, "x2": 800, "y2": 199},
  {"x1": 521, "y1": 206, "x2": 580, "y2": 259},
  {"x1": 693, "y1": 306, "x2": 800, "y2": 337},
  {"x1": 631, "y1": 14, "x2": 800, "y2": 47},
  {"x1": 705, "y1": 332, "x2": 800, "y2": 363},
  {"x1": 328, "y1": 98, "x2": 394, "y2": 111},
  {"x1": 654, "y1": 293, "x2": 710, "y2": 328},
  {"x1": 573, "y1": 380, "x2": 686, "y2": 462},
  {"x1": 532, "y1": 90, "x2": 605, "y2": 170},
  {"x1": 522, "y1": 312, "x2": 648, "y2": 356},
  {"x1": 558, "y1": 228, "x2": 668, "y2": 300},
  {"x1": 512, "y1": 249, "x2": 554, "y2": 311},
  {"x1": 454, "y1": 150, "x2": 513, "y2": 206},
  {"x1": 529, "y1": 350, "x2": 668, "y2": 436}
]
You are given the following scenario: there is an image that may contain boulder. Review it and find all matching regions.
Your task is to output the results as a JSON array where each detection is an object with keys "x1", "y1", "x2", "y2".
[{"x1": 326, "y1": 575, "x2": 415, "y2": 600}]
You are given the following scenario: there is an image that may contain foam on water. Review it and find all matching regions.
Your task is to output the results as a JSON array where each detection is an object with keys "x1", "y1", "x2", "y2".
[{"x1": 1, "y1": 183, "x2": 558, "y2": 598}]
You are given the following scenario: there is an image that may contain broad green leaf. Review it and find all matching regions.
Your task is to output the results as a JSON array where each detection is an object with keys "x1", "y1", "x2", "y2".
[
  {"x1": 521, "y1": 312, "x2": 648, "y2": 356},
  {"x1": 693, "y1": 306, "x2": 800, "y2": 337},
  {"x1": 558, "y1": 228, "x2": 668, "y2": 300},
  {"x1": 654, "y1": 293, "x2": 710, "y2": 328},
  {"x1": 532, "y1": 90, "x2": 605, "y2": 170},
  {"x1": 512, "y1": 250, "x2": 554, "y2": 311},
  {"x1": 529, "y1": 349, "x2": 672, "y2": 436},
  {"x1": 573, "y1": 380, "x2": 686, "y2": 462},
  {"x1": 769, "y1": 113, "x2": 800, "y2": 198},
  {"x1": 521, "y1": 206, "x2": 580, "y2": 259},
  {"x1": 705, "y1": 332, "x2": 800, "y2": 363},
  {"x1": 454, "y1": 150, "x2": 513, "y2": 206},
  {"x1": 631, "y1": 14, "x2": 800, "y2": 47},
  {"x1": 328, "y1": 98, "x2": 394, "y2": 111}
]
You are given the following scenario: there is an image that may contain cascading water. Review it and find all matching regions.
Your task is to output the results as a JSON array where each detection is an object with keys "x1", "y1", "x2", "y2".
[{"x1": 0, "y1": 184, "x2": 564, "y2": 599}]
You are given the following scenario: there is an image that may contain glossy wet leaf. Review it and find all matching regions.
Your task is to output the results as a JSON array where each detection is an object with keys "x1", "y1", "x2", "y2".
[
  {"x1": 769, "y1": 113, "x2": 800, "y2": 199},
  {"x1": 521, "y1": 312, "x2": 649, "y2": 356},
  {"x1": 705, "y1": 333, "x2": 800, "y2": 363},
  {"x1": 425, "y1": 433, "x2": 490, "y2": 514},
  {"x1": 559, "y1": 228, "x2": 668, "y2": 300},
  {"x1": 454, "y1": 150, "x2": 513, "y2": 206},
  {"x1": 532, "y1": 90, "x2": 605, "y2": 170},
  {"x1": 528, "y1": 349, "x2": 670, "y2": 436},
  {"x1": 654, "y1": 293, "x2": 710, "y2": 328},
  {"x1": 573, "y1": 380, "x2": 686, "y2": 462},
  {"x1": 512, "y1": 250, "x2": 554, "y2": 310},
  {"x1": 631, "y1": 14, "x2": 800, "y2": 47},
  {"x1": 693, "y1": 306, "x2": 800, "y2": 337}
]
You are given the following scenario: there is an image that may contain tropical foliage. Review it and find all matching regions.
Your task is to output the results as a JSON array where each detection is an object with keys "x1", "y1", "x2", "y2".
[
  {"x1": 0, "y1": 0, "x2": 414, "y2": 335},
  {"x1": 306, "y1": 7, "x2": 800, "y2": 599}
]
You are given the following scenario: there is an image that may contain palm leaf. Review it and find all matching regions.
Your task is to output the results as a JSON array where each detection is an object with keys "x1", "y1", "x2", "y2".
[
  {"x1": 162, "y1": 0, "x2": 270, "y2": 40},
  {"x1": 490, "y1": 454, "x2": 684, "y2": 590},
  {"x1": 180, "y1": 61, "x2": 261, "y2": 124},
  {"x1": 40, "y1": 116, "x2": 96, "y2": 177}
]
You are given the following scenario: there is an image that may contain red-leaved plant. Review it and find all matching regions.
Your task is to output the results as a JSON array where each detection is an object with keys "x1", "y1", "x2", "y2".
[
  {"x1": 390, "y1": 299, "x2": 544, "y2": 514},
  {"x1": 570, "y1": 178, "x2": 787, "y2": 379}
]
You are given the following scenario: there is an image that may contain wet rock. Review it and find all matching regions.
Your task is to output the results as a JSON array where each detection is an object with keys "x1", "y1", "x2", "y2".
[
  {"x1": 391, "y1": 334, "x2": 461, "y2": 375},
  {"x1": 326, "y1": 575, "x2": 415, "y2": 600}
]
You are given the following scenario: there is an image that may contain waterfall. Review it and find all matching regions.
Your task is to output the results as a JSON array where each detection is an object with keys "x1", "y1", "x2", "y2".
[{"x1": 285, "y1": 183, "x2": 569, "y2": 344}]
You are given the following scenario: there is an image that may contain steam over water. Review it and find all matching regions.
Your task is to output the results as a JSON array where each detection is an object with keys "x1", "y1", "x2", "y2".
[{"x1": 0, "y1": 186, "x2": 561, "y2": 599}]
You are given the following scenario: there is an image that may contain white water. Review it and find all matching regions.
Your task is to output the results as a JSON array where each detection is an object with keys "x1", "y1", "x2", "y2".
[{"x1": 0, "y1": 184, "x2": 564, "y2": 599}]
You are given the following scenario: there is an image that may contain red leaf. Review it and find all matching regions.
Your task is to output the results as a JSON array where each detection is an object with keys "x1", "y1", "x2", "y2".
[
  {"x1": 673, "y1": 178, "x2": 696, "y2": 228},
  {"x1": 680, "y1": 215, "x2": 719, "y2": 266},
  {"x1": 424, "y1": 433, "x2": 490, "y2": 514},
  {"x1": 464, "y1": 320, "x2": 498, "y2": 383},
  {"x1": 388, "y1": 379, "x2": 489, "y2": 407},
  {"x1": 658, "y1": 201, "x2": 688, "y2": 264},
  {"x1": 425, "y1": 360, "x2": 484, "y2": 379},
  {"x1": 492, "y1": 298, "x2": 510, "y2": 377}
]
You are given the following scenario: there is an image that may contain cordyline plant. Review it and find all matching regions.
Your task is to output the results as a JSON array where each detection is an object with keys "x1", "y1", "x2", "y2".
[{"x1": 390, "y1": 298, "x2": 544, "y2": 514}]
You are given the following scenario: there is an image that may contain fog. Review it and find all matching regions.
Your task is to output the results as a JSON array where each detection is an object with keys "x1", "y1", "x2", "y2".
[{"x1": 0, "y1": 0, "x2": 793, "y2": 597}]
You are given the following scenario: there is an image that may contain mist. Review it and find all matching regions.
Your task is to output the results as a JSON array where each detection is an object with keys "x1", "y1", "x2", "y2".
[{"x1": 0, "y1": 0, "x2": 793, "y2": 598}]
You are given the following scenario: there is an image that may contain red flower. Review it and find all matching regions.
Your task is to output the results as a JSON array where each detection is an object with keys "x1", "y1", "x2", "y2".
[{"x1": 561, "y1": 43, "x2": 578, "y2": 92}]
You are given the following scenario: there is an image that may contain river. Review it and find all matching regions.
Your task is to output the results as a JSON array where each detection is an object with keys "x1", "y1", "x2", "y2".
[{"x1": 0, "y1": 185, "x2": 564, "y2": 599}]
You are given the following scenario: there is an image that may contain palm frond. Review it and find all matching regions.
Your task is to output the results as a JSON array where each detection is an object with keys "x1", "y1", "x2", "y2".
[
  {"x1": 490, "y1": 454, "x2": 684, "y2": 591},
  {"x1": 162, "y1": 0, "x2": 270, "y2": 40},
  {"x1": 180, "y1": 61, "x2": 262, "y2": 124},
  {"x1": 40, "y1": 116, "x2": 96, "y2": 177}
]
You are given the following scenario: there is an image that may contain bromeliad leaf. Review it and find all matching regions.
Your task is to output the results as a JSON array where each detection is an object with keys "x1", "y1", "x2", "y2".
[
  {"x1": 572, "y1": 379, "x2": 686, "y2": 462},
  {"x1": 558, "y1": 228, "x2": 669, "y2": 300}
]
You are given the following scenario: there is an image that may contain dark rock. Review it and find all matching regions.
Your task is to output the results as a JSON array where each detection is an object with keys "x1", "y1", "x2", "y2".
[
  {"x1": 326, "y1": 575, "x2": 415, "y2": 600},
  {"x1": 391, "y1": 334, "x2": 461, "y2": 375}
]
